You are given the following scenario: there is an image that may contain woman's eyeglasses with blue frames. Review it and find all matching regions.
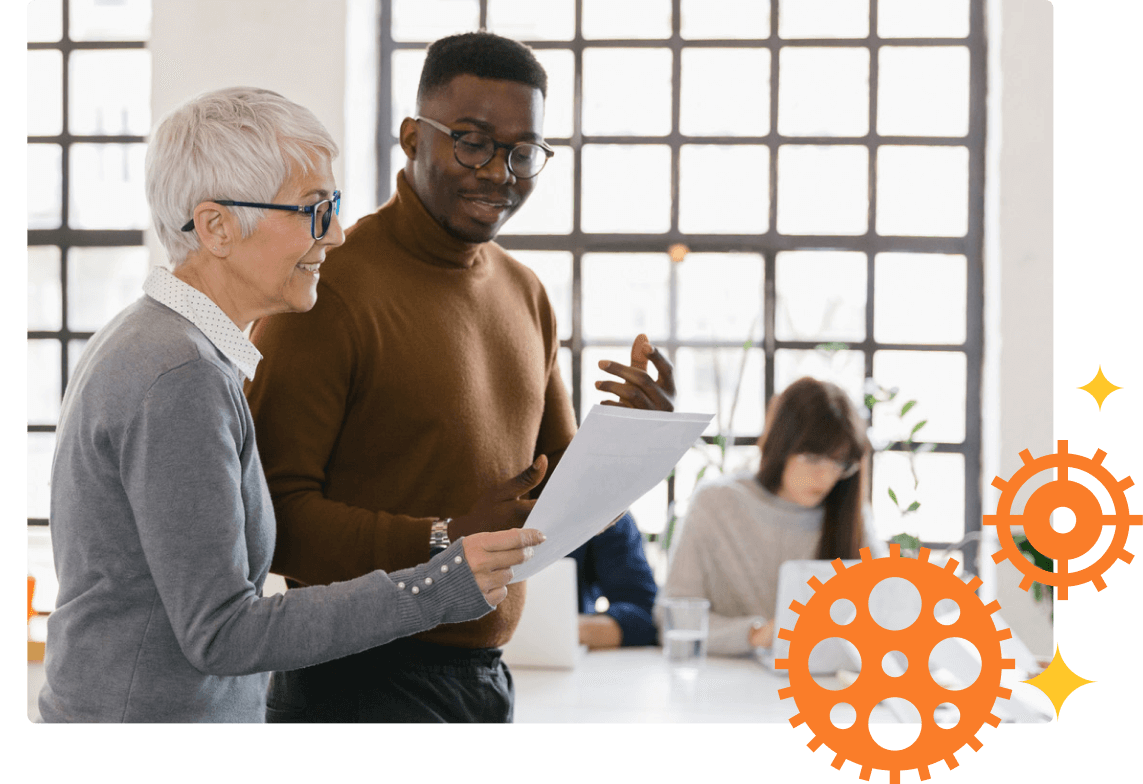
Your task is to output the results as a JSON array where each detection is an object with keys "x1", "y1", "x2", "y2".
[{"x1": 180, "y1": 190, "x2": 341, "y2": 241}]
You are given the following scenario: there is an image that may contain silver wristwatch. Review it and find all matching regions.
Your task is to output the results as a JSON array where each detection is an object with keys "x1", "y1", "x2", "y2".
[{"x1": 429, "y1": 519, "x2": 452, "y2": 556}]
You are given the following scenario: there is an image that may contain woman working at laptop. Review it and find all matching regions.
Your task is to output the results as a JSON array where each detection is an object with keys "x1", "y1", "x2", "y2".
[{"x1": 658, "y1": 376, "x2": 885, "y2": 656}]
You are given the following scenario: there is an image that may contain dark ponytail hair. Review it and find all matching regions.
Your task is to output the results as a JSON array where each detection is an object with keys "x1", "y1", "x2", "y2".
[{"x1": 756, "y1": 377, "x2": 870, "y2": 560}]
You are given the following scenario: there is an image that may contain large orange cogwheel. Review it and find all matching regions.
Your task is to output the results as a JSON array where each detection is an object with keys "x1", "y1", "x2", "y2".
[
  {"x1": 984, "y1": 440, "x2": 1141, "y2": 599},
  {"x1": 776, "y1": 545, "x2": 1015, "y2": 784}
]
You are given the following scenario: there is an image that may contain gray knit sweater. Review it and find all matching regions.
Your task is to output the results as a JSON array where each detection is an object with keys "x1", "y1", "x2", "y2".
[
  {"x1": 659, "y1": 471, "x2": 884, "y2": 656},
  {"x1": 39, "y1": 295, "x2": 492, "y2": 722}
]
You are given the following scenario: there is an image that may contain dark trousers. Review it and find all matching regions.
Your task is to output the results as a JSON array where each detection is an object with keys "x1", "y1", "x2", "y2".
[{"x1": 265, "y1": 637, "x2": 514, "y2": 723}]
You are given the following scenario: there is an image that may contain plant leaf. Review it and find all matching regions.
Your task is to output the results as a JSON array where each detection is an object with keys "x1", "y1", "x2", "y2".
[
  {"x1": 887, "y1": 487, "x2": 899, "y2": 506},
  {"x1": 905, "y1": 501, "x2": 921, "y2": 513},
  {"x1": 888, "y1": 532, "x2": 922, "y2": 553},
  {"x1": 864, "y1": 394, "x2": 878, "y2": 410},
  {"x1": 910, "y1": 419, "x2": 928, "y2": 437},
  {"x1": 900, "y1": 400, "x2": 917, "y2": 417}
]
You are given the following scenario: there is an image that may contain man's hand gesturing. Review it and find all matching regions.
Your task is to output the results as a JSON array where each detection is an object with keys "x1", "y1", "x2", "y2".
[{"x1": 595, "y1": 333, "x2": 676, "y2": 412}]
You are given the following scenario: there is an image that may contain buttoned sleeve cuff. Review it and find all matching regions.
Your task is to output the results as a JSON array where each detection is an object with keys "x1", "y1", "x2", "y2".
[{"x1": 383, "y1": 539, "x2": 492, "y2": 632}]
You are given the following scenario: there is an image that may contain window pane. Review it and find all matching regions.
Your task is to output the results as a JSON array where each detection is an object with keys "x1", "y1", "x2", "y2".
[
  {"x1": 512, "y1": 251, "x2": 573, "y2": 341},
  {"x1": 69, "y1": 0, "x2": 151, "y2": 41},
  {"x1": 28, "y1": 143, "x2": 62, "y2": 229},
  {"x1": 876, "y1": 145, "x2": 968, "y2": 237},
  {"x1": 69, "y1": 143, "x2": 149, "y2": 229},
  {"x1": 778, "y1": 47, "x2": 869, "y2": 137},
  {"x1": 775, "y1": 251, "x2": 866, "y2": 342},
  {"x1": 680, "y1": 48, "x2": 769, "y2": 136},
  {"x1": 582, "y1": 49, "x2": 672, "y2": 136},
  {"x1": 28, "y1": 50, "x2": 63, "y2": 137},
  {"x1": 582, "y1": 145, "x2": 671, "y2": 233},
  {"x1": 68, "y1": 247, "x2": 149, "y2": 332},
  {"x1": 534, "y1": 49, "x2": 574, "y2": 138},
  {"x1": 874, "y1": 253, "x2": 967, "y2": 344},
  {"x1": 879, "y1": 0, "x2": 970, "y2": 38},
  {"x1": 777, "y1": 145, "x2": 868, "y2": 235},
  {"x1": 878, "y1": 46, "x2": 970, "y2": 137},
  {"x1": 28, "y1": 246, "x2": 63, "y2": 331},
  {"x1": 679, "y1": 145, "x2": 769, "y2": 233},
  {"x1": 28, "y1": 433, "x2": 57, "y2": 520},
  {"x1": 391, "y1": 49, "x2": 426, "y2": 135},
  {"x1": 28, "y1": 0, "x2": 63, "y2": 42},
  {"x1": 69, "y1": 339, "x2": 90, "y2": 379},
  {"x1": 505, "y1": 144, "x2": 573, "y2": 234},
  {"x1": 774, "y1": 348, "x2": 866, "y2": 407},
  {"x1": 675, "y1": 347, "x2": 765, "y2": 438},
  {"x1": 28, "y1": 340, "x2": 62, "y2": 426},
  {"x1": 872, "y1": 350, "x2": 966, "y2": 443},
  {"x1": 583, "y1": 0, "x2": 672, "y2": 39},
  {"x1": 391, "y1": 0, "x2": 479, "y2": 42},
  {"x1": 582, "y1": 253, "x2": 669, "y2": 340},
  {"x1": 681, "y1": 0, "x2": 770, "y2": 39},
  {"x1": 69, "y1": 50, "x2": 152, "y2": 136},
  {"x1": 872, "y1": 451, "x2": 964, "y2": 543},
  {"x1": 487, "y1": 0, "x2": 574, "y2": 40},
  {"x1": 629, "y1": 479, "x2": 669, "y2": 536},
  {"x1": 677, "y1": 253, "x2": 764, "y2": 340},
  {"x1": 558, "y1": 346, "x2": 572, "y2": 411},
  {"x1": 778, "y1": 0, "x2": 869, "y2": 39}
]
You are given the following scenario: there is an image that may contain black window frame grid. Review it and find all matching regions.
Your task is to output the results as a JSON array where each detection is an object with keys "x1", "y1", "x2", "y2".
[
  {"x1": 27, "y1": 0, "x2": 149, "y2": 526},
  {"x1": 376, "y1": 0, "x2": 986, "y2": 572}
]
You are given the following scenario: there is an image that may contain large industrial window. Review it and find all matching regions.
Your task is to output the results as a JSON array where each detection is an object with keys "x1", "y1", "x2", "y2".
[
  {"x1": 26, "y1": 0, "x2": 153, "y2": 526},
  {"x1": 375, "y1": 0, "x2": 986, "y2": 572}
]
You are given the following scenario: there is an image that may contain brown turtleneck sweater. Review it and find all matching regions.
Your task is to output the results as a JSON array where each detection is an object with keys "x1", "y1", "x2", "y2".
[{"x1": 246, "y1": 171, "x2": 576, "y2": 648}]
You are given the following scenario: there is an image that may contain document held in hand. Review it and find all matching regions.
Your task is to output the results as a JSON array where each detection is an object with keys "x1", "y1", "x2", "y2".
[{"x1": 510, "y1": 405, "x2": 714, "y2": 583}]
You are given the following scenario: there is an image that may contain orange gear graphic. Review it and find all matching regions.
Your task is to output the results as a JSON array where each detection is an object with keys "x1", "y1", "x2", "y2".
[
  {"x1": 776, "y1": 546, "x2": 1014, "y2": 784},
  {"x1": 984, "y1": 440, "x2": 1141, "y2": 599}
]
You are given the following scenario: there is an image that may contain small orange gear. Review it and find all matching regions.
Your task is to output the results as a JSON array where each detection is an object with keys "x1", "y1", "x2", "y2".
[
  {"x1": 776, "y1": 546, "x2": 1014, "y2": 784},
  {"x1": 984, "y1": 440, "x2": 1141, "y2": 599}
]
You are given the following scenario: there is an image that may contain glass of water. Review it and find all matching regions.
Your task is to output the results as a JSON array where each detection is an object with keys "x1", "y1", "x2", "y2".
[{"x1": 661, "y1": 597, "x2": 710, "y2": 673}]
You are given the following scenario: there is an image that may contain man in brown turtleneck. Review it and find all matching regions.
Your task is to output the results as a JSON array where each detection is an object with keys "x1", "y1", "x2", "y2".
[{"x1": 246, "y1": 31, "x2": 675, "y2": 722}]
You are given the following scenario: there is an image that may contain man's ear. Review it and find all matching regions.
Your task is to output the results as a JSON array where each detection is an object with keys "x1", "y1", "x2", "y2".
[{"x1": 398, "y1": 117, "x2": 419, "y2": 161}]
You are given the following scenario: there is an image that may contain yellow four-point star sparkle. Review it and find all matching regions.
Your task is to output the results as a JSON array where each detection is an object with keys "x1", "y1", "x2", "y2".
[
  {"x1": 1078, "y1": 366, "x2": 1122, "y2": 410},
  {"x1": 1023, "y1": 647, "x2": 1095, "y2": 719}
]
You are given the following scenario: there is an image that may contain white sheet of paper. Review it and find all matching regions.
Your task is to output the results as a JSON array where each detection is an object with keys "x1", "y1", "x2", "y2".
[{"x1": 510, "y1": 405, "x2": 714, "y2": 583}]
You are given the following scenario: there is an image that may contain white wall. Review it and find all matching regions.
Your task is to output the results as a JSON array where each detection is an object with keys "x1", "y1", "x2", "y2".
[
  {"x1": 147, "y1": 0, "x2": 352, "y2": 265},
  {"x1": 980, "y1": 0, "x2": 1055, "y2": 658}
]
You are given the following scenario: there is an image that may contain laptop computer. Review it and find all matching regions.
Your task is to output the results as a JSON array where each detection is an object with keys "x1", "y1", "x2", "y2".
[{"x1": 501, "y1": 557, "x2": 585, "y2": 669}]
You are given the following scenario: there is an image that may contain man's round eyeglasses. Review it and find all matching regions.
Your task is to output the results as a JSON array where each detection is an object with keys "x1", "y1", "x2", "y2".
[
  {"x1": 415, "y1": 117, "x2": 554, "y2": 179},
  {"x1": 180, "y1": 190, "x2": 341, "y2": 241}
]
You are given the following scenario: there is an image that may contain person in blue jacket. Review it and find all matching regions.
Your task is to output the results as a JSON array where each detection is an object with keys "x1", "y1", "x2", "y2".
[{"x1": 569, "y1": 511, "x2": 658, "y2": 648}]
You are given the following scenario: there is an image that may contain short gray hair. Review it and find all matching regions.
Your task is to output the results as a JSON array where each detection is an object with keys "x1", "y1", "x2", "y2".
[{"x1": 146, "y1": 87, "x2": 338, "y2": 267}]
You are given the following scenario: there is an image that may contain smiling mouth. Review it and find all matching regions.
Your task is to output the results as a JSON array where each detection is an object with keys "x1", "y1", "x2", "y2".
[
  {"x1": 296, "y1": 262, "x2": 321, "y2": 273},
  {"x1": 461, "y1": 193, "x2": 516, "y2": 220}
]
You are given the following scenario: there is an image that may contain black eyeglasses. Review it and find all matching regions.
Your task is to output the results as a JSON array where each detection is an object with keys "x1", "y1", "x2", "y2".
[
  {"x1": 415, "y1": 117, "x2": 554, "y2": 179},
  {"x1": 180, "y1": 190, "x2": 341, "y2": 241}
]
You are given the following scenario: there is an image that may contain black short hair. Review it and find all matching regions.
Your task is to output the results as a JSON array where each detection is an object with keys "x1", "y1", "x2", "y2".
[{"x1": 417, "y1": 31, "x2": 547, "y2": 104}]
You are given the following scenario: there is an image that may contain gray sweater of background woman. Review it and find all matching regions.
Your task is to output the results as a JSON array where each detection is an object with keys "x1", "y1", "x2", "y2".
[
  {"x1": 659, "y1": 471, "x2": 884, "y2": 656},
  {"x1": 39, "y1": 295, "x2": 492, "y2": 722}
]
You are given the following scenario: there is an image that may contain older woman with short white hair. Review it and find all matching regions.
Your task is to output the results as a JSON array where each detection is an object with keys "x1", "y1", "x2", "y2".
[{"x1": 39, "y1": 87, "x2": 542, "y2": 723}]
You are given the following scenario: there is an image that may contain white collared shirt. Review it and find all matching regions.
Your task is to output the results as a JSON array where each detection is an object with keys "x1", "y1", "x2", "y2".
[{"x1": 142, "y1": 266, "x2": 262, "y2": 381}]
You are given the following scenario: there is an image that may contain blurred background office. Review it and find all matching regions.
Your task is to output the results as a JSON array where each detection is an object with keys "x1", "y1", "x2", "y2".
[{"x1": 26, "y1": 0, "x2": 1053, "y2": 671}]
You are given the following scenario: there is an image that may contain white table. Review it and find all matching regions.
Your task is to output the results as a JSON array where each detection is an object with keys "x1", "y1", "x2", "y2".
[{"x1": 511, "y1": 647, "x2": 897, "y2": 723}]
